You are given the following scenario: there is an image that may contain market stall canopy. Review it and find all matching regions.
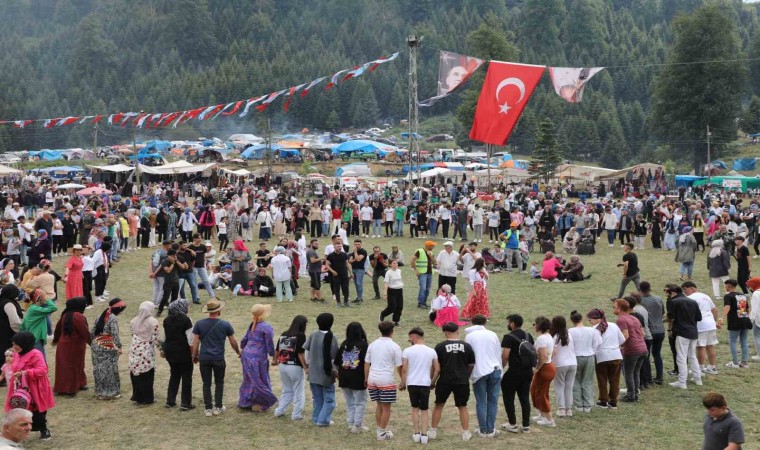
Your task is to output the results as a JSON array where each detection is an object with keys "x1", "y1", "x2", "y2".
[
  {"x1": 693, "y1": 176, "x2": 760, "y2": 190},
  {"x1": 674, "y1": 175, "x2": 705, "y2": 187},
  {"x1": 420, "y1": 167, "x2": 451, "y2": 178},
  {"x1": 335, "y1": 163, "x2": 372, "y2": 177},
  {"x1": 0, "y1": 165, "x2": 22, "y2": 175},
  {"x1": 77, "y1": 186, "x2": 112, "y2": 195},
  {"x1": 88, "y1": 164, "x2": 134, "y2": 173},
  {"x1": 137, "y1": 161, "x2": 217, "y2": 175},
  {"x1": 57, "y1": 183, "x2": 86, "y2": 189},
  {"x1": 598, "y1": 163, "x2": 665, "y2": 180},
  {"x1": 554, "y1": 164, "x2": 616, "y2": 181},
  {"x1": 220, "y1": 168, "x2": 250, "y2": 177},
  {"x1": 240, "y1": 144, "x2": 282, "y2": 160}
]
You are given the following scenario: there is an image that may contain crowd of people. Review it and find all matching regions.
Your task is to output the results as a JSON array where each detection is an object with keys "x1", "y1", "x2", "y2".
[{"x1": 0, "y1": 176, "x2": 755, "y2": 448}]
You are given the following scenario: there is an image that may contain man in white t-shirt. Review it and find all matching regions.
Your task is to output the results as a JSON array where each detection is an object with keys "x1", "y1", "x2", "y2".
[
  {"x1": 435, "y1": 241, "x2": 460, "y2": 294},
  {"x1": 401, "y1": 327, "x2": 439, "y2": 445},
  {"x1": 465, "y1": 315, "x2": 503, "y2": 437},
  {"x1": 684, "y1": 281, "x2": 719, "y2": 374},
  {"x1": 365, "y1": 321, "x2": 403, "y2": 441}
]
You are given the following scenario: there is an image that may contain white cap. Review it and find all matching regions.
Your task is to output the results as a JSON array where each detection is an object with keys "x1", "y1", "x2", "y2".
[{"x1": 443, "y1": 241, "x2": 454, "y2": 246}]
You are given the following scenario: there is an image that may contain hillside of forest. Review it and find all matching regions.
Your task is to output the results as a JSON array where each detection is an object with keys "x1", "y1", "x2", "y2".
[{"x1": 0, "y1": 0, "x2": 759, "y2": 169}]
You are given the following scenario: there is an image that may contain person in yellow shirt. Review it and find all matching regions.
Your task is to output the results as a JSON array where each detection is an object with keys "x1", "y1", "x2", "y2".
[{"x1": 118, "y1": 214, "x2": 130, "y2": 253}]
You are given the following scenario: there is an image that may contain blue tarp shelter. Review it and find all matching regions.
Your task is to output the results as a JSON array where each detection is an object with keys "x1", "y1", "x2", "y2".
[
  {"x1": 400, "y1": 132, "x2": 424, "y2": 140},
  {"x1": 711, "y1": 160, "x2": 728, "y2": 169},
  {"x1": 142, "y1": 141, "x2": 172, "y2": 152},
  {"x1": 335, "y1": 163, "x2": 372, "y2": 177},
  {"x1": 333, "y1": 140, "x2": 396, "y2": 154},
  {"x1": 30, "y1": 166, "x2": 85, "y2": 178},
  {"x1": 674, "y1": 175, "x2": 705, "y2": 187},
  {"x1": 240, "y1": 144, "x2": 283, "y2": 160},
  {"x1": 732, "y1": 158, "x2": 757, "y2": 171},
  {"x1": 29, "y1": 150, "x2": 64, "y2": 161}
]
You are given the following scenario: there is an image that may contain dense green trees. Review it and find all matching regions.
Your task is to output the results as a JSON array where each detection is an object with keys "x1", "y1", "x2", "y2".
[{"x1": 0, "y1": 0, "x2": 756, "y2": 169}]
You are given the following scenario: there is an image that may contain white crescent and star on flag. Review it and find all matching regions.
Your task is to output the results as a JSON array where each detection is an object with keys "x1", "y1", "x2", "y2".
[{"x1": 495, "y1": 77, "x2": 526, "y2": 115}]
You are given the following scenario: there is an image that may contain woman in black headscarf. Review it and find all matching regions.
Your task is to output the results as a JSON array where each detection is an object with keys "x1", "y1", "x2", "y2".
[
  {"x1": 162, "y1": 299, "x2": 194, "y2": 410},
  {"x1": 0, "y1": 284, "x2": 23, "y2": 368},
  {"x1": 8, "y1": 331, "x2": 55, "y2": 440},
  {"x1": 52, "y1": 297, "x2": 90, "y2": 395},
  {"x1": 91, "y1": 298, "x2": 126, "y2": 400}
]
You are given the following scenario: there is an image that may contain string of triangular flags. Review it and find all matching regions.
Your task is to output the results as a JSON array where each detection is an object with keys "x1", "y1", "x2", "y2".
[
  {"x1": 418, "y1": 50, "x2": 604, "y2": 146},
  {"x1": 0, "y1": 52, "x2": 399, "y2": 130}
]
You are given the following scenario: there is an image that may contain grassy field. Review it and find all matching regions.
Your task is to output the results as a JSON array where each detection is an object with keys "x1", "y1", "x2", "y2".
[{"x1": 21, "y1": 231, "x2": 760, "y2": 449}]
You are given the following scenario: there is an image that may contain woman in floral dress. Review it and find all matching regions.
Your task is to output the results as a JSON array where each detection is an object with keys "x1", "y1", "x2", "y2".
[
  {"x1": 238, "y1": 304, "x2": 277, "y2": 411},
  {"x1": 226, "y1": 204, "x2": 239, "y2": 242},
  {"x1": 129, "y1": 301, "x2": 159, "y2": 405},
  {"x1": 462, "y1": 257, "x2": 491, "y2": 319},
  {"x1": 91, "y1": 298, "x2": 126, "y2": 400}
]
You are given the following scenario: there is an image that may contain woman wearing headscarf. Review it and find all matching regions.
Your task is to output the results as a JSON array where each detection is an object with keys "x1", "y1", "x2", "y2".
[
  {"x1": 29, "y1": 230, "x2": 51, "y2": 269},
  {"x1": 52, "y1": 297, "x2": 90, "y2": 395},
  {"x1": 162, "y1": 298, "x2": 194, "y2": 410},
  {"x1": 238, "y1": 304, "x2": 277, "y2": 411},
  {"x1": 199, "y1": 205, "x2": 216, "y2": 241},
  {"x1": 156, "y1": 207, "x2": 168, "y2": 244},
  {"x1": 231, "y1": 240, "x2": 251, "y2": 291},
  {"x1": 0, "y1": 285, "x2": 23, "y2": 362},
  {"x1": 91, "y1": 298, "x2": 126, "y2": 400},
  {"x1": 560, "y1": 255, "x2": 587, "y2": 283},
  {"x1": 20, "y1": 289, "x2": 57, "y2": 359},
  {"x1": 587, "y1": 308, "x2": 625, "y2": 410},
  {"x1": 139, "y1": 210, "x2": 151, "y2": 248},
  {"x1": 129, "y1": 301, "x2": 159, "y2": 406},
  {"x1": 675, "y1": 225, "x2": 698, "y2": 281},
  {"x1": 5, "y1": 331, "x2": 55, "y2": 440},
  {"x1": 0, "y1": 259, "x2": 16, "y2": 286},
  {"x1": 707, "y1": 239, "x2": 731, "y2": 299}
]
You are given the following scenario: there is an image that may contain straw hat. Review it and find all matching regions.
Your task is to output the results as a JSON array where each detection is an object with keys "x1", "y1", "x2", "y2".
[
  {"x1": 201, "y1": 299, "x2": 226, "y2": 314},
  {"x1": 251, "y1": 304, "x2": 272, "y2": 321}
]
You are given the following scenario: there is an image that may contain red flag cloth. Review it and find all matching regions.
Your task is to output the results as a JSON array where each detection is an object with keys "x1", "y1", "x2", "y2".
[
  {"x1": 92, "y1": 115, "x2": 104, "y2": 124},
  {"x1": 468, "y1": 61, "x2": 545, "y2": 146},
  {"x1": 221, "y1": 101, "x2": 243, "y2": 116}
]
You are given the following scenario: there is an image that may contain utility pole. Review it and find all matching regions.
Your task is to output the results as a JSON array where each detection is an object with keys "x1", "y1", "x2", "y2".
[
  {"x1": 706, "y1": 124, "x2": 712, "y2": 187},
  {"x1": 265, "y1": 118, "x2": 273, "y2": 182},
  {"x1": 93, "y1": 124, "x2": 98, "y2": 159},
  {"x1": 407, "y1": 35, "x2": 422, "y2": 185},
  {"x1": 134, "y1": 110, "x2": 143, "y2": 195},
  {"x1": 486, "y1": 143, "x2": 492, "y2": 193}
]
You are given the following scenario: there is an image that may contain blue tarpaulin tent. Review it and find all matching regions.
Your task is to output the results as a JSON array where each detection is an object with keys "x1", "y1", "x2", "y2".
[
  {"x1": 711, "y1": 160, "x2": 728, "y2": 169},
  {"x1": 335, "y1": 163, "x2": 372, "y2": 177},
  {"x1": 732, "y1": 158, "x2": 757, "y2": 171},
  {"x1": 240, "y1": 144, "x2": 283, "y2": 160},
  {"x1": 674, "y1": 175, "x2": 705, "y2": 187},
  {"x1": 142, "y1": 141, "x2": 172, "y2": 152},
  {"x1": 29, "y1": 150, "x2": 64, "y2": 161},
  {"x1": 400, "y1": 132, "x2": 424, "y2": 140},
  {"x1": 333, "y1": 140, "x2": 396, "y2": 154}
]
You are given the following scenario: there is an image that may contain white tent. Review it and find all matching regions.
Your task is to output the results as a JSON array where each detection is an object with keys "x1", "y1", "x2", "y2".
[
  {"x1": 88, "y1": 164, "x2": 135, "y2": 173},
  {"x1": 0, "y1": 165, "x2": 22, "y2": 175},
  {"x1": 420, "y1": 167, "x2": 451, "y2": 178},
  {"x1": 137, "y1": 161, "x2": 217, "y2": 175},
  {"x1": 221, "y1": 168, "x2": 251, "y2": 177}
]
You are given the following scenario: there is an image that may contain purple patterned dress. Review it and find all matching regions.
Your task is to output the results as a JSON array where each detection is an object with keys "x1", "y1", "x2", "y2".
[{"x1": 237, "y1": 321, "x2": 277, "y2": 410}]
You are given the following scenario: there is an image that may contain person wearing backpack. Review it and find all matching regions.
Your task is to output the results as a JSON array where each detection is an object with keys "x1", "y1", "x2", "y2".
[{"x1": 499, "y1": 314, "x2": 536, "y2": 434}]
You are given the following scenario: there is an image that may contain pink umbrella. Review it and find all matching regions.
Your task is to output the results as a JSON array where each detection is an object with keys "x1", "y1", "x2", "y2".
[{"x1": 76, "y1": 186, "x2": 113, "y2": 196}]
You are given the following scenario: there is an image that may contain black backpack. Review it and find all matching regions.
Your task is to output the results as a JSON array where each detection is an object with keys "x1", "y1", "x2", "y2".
[{"x1": 515, "y1": 332, "x2": 537, "y2": 369}]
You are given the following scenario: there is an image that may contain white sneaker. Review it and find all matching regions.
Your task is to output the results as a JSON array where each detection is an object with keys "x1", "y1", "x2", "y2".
[
  {"x1": 752, "y1": 355, "x2": 760, "y2": 361},
  {"x1": 461, "y1": 431, "x2": 472, "y2": 441},
  {"x1": 420, "y1": 434, "x2": 429, "y2": 444},
  {"x1": 565, "y1": 409, "x2": 573, "y2": 417},
  {"x1": 377, "y1": 431, "x2": 393, "y2": 441},
  {"x1": 413, "y1": 433, "x2": 421, "y2": 443},
  {"x1": 693, "y1": 378, "x2": 703, "y2": 386},
  {"x1": 501, "y1": 423, "x2": 520, "y2": 433},
  {"x1": 350, "y1": 425, "x2": 368, "y2": 433},
  {"x1": 669, "y1": 381, "x2": 687, "y2": 389},
  {"x1": 583, "y1": 407, "x2": 592, "y2": 413},
  {"x1": 204, "y1": 409, "x2": 213, "y2": 417},
  {"x1": 85, "y1": 305, "x2": 93, "y2": 310},
  {"x1": 557, "y1": 408, "x2": 566, "y2": 417},
  {"x1": 703, "y1": 367, "x2": 718, "y2": 375},
  {"x1": 536, "y1": 418, "x2": 556, "y2": 427},
  {"x1": 212, "y1": 406, "x2": 226, "y2": 416},
  {"x1": 725, "y1": 362, "x2": 741, "y2": 368},
  {"x1": 427, "y1": 428, "x2": 437, "y2": 440}
]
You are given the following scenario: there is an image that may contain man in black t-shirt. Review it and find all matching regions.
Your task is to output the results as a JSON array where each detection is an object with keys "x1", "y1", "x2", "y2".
[
  {"x1": 326, "y1": 244, "x2": 352, "y2": 307},
  {"x1": 734, "y1": 237, "x2": 751, "y2": 293},
  {"x1": 369, "y1": 246, "x2": 389, "y2": 300},
  {"x1": 306, "y1": 239, "x2": 324, "y2": 303},
  {"x1": 189, "y1": 233, "x2": 216, "y2": 300},
  {"x1": 722, "y1": 279, "x2": 752, "y2": 367},
  {"x1": 430, "y1": 322, "x2": 475, "y2": 441},
  {"x1": 255, "y1": 242, "x2": 272, "y2": 268},
  {"x1": 349, "y1": 240, "x2": 368, "y2": 304},
  {"x1": 157, "y1": 249, "x2": 186, "y2": 315},
  {"x1": 616, "y1": 243, "x2": 640, "y2": 299},
  {"x1": 177, "y1": 242, "x2": 200, "y2": 304},
  {"x1": 500, "y1": 314, "x2": 535, "y2": 432}
]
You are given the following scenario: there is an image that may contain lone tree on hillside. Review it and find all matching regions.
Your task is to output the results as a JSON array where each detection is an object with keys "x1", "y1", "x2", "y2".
[{"x1": 530, "y1": 119, "x2": 563, "y2": 183}]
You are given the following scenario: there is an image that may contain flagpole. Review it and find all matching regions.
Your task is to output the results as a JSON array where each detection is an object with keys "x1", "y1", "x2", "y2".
[
  {"x1": 486, "y1": 143, "x2": 492, "y2": 194},
  {"x1": 407, "y1": 35, "x2": 422, "y2": 185}
]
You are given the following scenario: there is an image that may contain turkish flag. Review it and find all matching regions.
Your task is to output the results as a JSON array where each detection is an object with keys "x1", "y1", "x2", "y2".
[{"x1": 469, "y1": 61, "x2": 545, "y2": 145}]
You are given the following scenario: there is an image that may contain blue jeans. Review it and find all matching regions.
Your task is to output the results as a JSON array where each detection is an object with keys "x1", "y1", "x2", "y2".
[
  {"x1": 322, "y1": 222, "x2": 329, "y2": 236},
  {"x1": 179, "y1": 271, "x2": 199, "y2": 303},
  {"x1": 473, "y1": 369, "x2": 501, "y2": 433},
  {"x1": 310, "y1": 383, "x2": 336, "y2": 426},
  {"x1": 352, "y1": 269, "x2": 365, "y2": 300},
  {"x1": 194, "y1": 267, "x2": 216, "y2": 298},
  {"x1": 606, "y1": 229, "x2": 615, "y2": 245},
  {"x1": 416, "y1": 273, "x2": 431, "y2": 306},
  {"x1": 429, "y1": 219, "x2": 438, "y2": 237},
  {"x1": 394, "y1": 219, "x2": 404, "y2": 236},
  {"x1": 755, "y1": 325, "x2": 760, "y2": 357},
  {"x1": 372, "y1": 219, "x2": 382, "y2": 236},
  {"x1": 728, "y1": 329, "x2": 750, "y2": 363},
  {"x1": 680, "y1": 262, "x2": 693, "y2": 277},
  {"x1": 459, "y1": 222, "x2": 468, "y2": 240}
]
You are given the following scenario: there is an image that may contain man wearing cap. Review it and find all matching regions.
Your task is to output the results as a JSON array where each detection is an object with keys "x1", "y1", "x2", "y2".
[
  {"x1": 4, "y1": 202, "x2": 22, "y2": 224},
  {"x1": 411, "y1": 241, "x2": 436, "y2": 309},
  {"x1": 436, "y1": 241, "x2": 459, "y2": 294},
  {"x1": 500, "y1": 222, "x2": 524, "y2": 274},
  {"x1": 192, "y1": 299, "x2": 240, "y2": 417},
  {"x1": 189, "y1": 234, "x2": 215, "y2": 301}
]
